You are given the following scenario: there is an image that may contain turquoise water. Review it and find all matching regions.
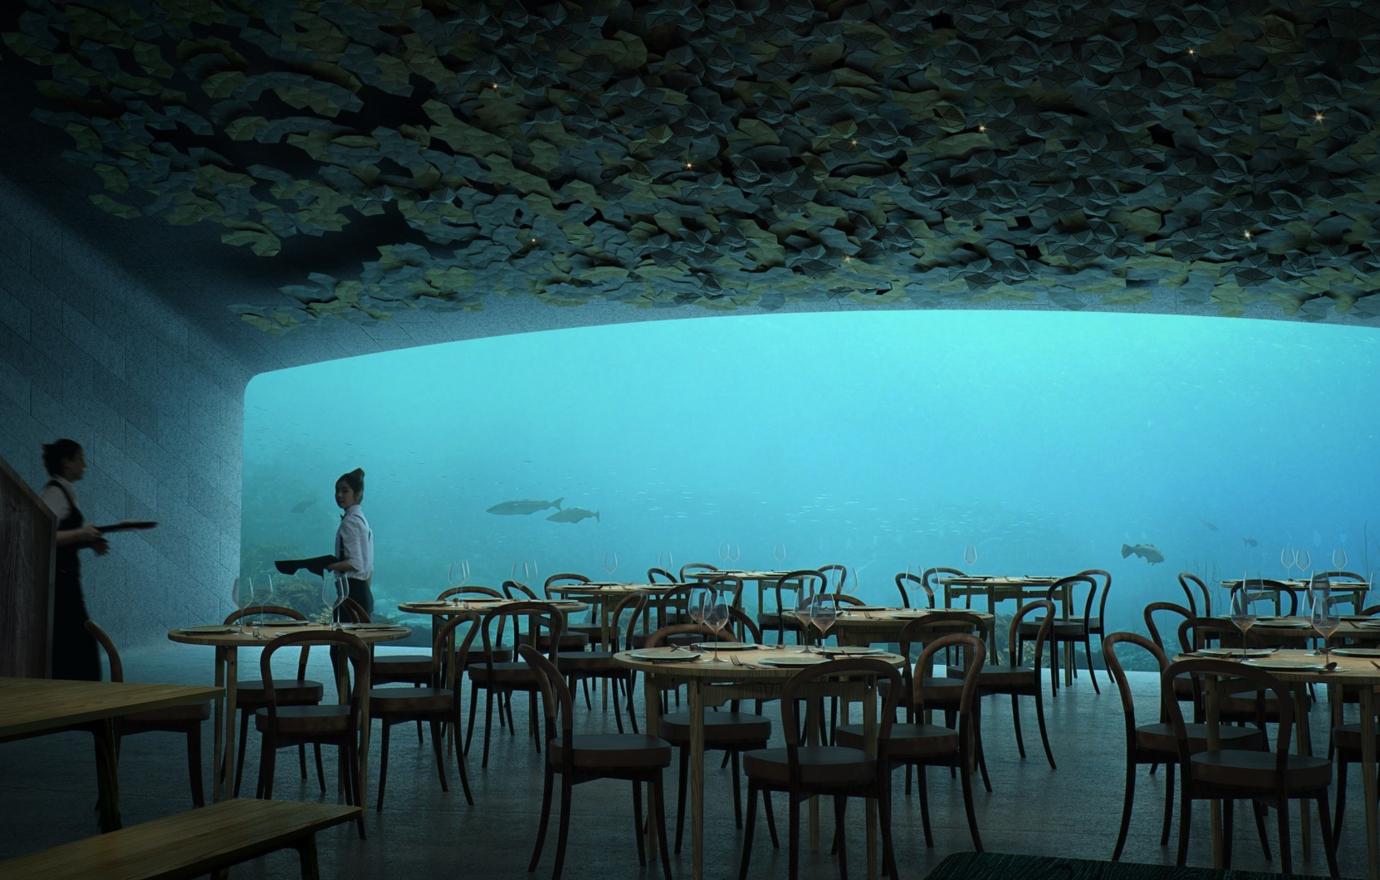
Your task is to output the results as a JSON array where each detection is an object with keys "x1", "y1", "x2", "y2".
[{"x1": 242, "y1": 310, "x2": 1380, "y2": 631}]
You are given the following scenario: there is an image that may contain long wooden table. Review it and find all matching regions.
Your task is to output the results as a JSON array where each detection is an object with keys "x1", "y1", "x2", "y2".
[{"x1": 0, "y1": 677, "x2": 221, "y2": 832}]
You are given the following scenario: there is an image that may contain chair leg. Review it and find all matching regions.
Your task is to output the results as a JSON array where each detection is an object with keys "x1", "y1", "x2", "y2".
[
  {"x1": 1111, "y1": 755, "x2": 1136, "y2": 861},
  {"x1": 625, "y1": 673, "x2": 639, "y2": 734},
  {"x1": 739, "y1": 783, "x2": 758, "y2": 880},
  {"x1": 465, "y1": 682, "x2": 480, "y2": 756},
  {"x1": 1335, "y1": 755, "x2": 1349, "y2": 851},
  {"x1": 348, "y1": 742, "x2": 366, "y2": 840},
  {"x1": 675, "y1": 747, "x2": 689, "y2": 853},
  {"x1": 1316, "y1": 792, "x2": 1341, "y2": 880},
  {"x1": 376, "y1": 721, "x2": 390, "y2": 811},
  {"x1": 259, "y1": 736, "x2": 277, "y2": 800},
  {"x1": 973, "y1": 705, "x2": 992, "y2": 793},
  {"x1": 916, "y1": 764, "x2": 934, "y2": 846},
  {"x1": 612, "y1": 679, "x2": 625, "y2": 735},
  {"x1": 879, "y1": 777, "x2": 898, "y2": 878},
  {"x1": 453, "y1": 715, "x2": 475, "y2": 805},
  {"x1": 298, "y1": 743, "x2": 307, "y2": 781},
  {"x1": 234, "y1": 710, "x2": 250, "y2": 797},
  {"x1": 960, "y1": 757, "x2": 982, "y2": 852},
  {"x1": 1010, "y1": 693, "x2": 1026, "y2": 759},
  {"x1": 1222, "y1": 798, "x2": 1234, "y2": 867},
  {"x1": 1084, "y1": 634, "x2": 1100, "y2": 693},
  {"x1": 653, "y1": 776, "x2": 672, "y2": 880},
  {"x1": 1034, "y1": 687, "x2": 1056, "y2": 769},
  {"x1": 763, "y1": 789, "x2": 779, "y2": 848},
  {"x1": 553, "y1": 778, "x2": 573, "y2": 880},
  {"x1": 429, "y1": 719, "x2": 449, "y2": 792},
  {"x1": 528, "y1": 691, "x2": 540, "y2": 753},
  {"x1": 1160, "y1": 762, "x2": 1175, "y2": 846},
  {"x1": 833, "y1": 794, "x2": 848, "y2": 880},
  {"x1": 788, "y1": 793, "x2": 800, "y2": 880},
  {"x1": 631, "y1": 780, "x2": 646, "y2": 866},
  {"x1": 1251, "y1": 799, "x2": 1272, "y2": 861},
  {"x1": 482, "y1": 690, "x2": 495, "y2": 769},
  {"x1": 1276, "y1": 795, "x2": 1291, "y2": 875},
  {"x1": 731, "y1": 751, "x2": 743, "y2": 828},
  {"x1": 1175, "y1": 787, "x2": 1191, "y2": 865},
  {"x1": 530, "y1": 767, "x2": 555, "y2": 872},
  {"x1": 313, "y1": 744, "x2": 326, "y2": 795}
]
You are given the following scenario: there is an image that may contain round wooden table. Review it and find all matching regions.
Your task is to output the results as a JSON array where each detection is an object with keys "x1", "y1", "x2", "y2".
[
  {"x1": 617, "y1": 644, "x2": 906, "y2": 880},
  {"x1": 168, "y1": 622, "x2": 410, "y2": 802},
  {"x1": 829, "y1": 607, "x2": 996, "y2": 646}
]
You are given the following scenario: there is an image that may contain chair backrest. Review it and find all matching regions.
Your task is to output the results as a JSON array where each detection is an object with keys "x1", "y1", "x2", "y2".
[
  {"x1": 84, "y1": 620, "x2": 124, "y2": 682},
  {"x1": 1177, "y1": 572, "x2": 1211, "y2": 617},
  {"x1": 1081, "y1": 568, "x2": 1112, "y2": 622},
  {"x1": 476, "y1": 601, "x2": 563, "y2": 672},
  {"x1": 260, "y1": 630, "x2": 371, "y2": 731},
  {"x1": 1179, "y1": 615, "x2": 1242, "y2": 652},
  {"x1": 679, "y1": 562, "x2": 718, "y2": 581},
  {"x1": 646, "y1": 623, "x2": 730, "y2": 647},
  {"x1": 1316, "y1": 570, "x2": 1366, "y2": 583},
  {"x1": 1046, "y1": 573, "x2": 1098, "y2": 621},
  {"x1": 779, "y1": 659, "x2": 903, "y2": 770},
  {"x1": 502, "y1": 579, "x2": 539, "y2": 600},
  {"x1": 912, "y1": 634, "x2": 986, "y2": 723},
  {"x1": 1161, "y1": 657, "x2": 1293, "y2": 773},
  {"x1": 339, "y1": 597, "x2": 370, "y2": 623},
  {"x1": 1231, "y1": 578, "x2": 1297, "y2": 616},
  {"x1": 922, "y1": 567, "x2": 967, "y2": 607},
  {"x1": 894, "y1": 572, "x2": 936, "y2": 609},
  {"x1": 897, "y1": 612, "x2": 984, "y2": 662},
  {"x1": 222, "y1": 605, "x2": 314, "y2": 676},
  {"x1": 647, "y1": 567, "x2": 677, "y2": 584},
  {"x1": 437, "y1": 584, "x2": 503, "y2": 601},
  {"x1": 1143, "y1": 601, "x2": 1193, "y2": 655},
  {"x1": 430, "y1": 612, "x2": 479, "y2": 690},
  {"x1": 610, "y1": 590, "x2": 651, "y2": 651},
  {"x1": 726, "y1": 606, "x2": 763, "y2": 643},
  {"x1": 518, "y1": 644, "x2": 577, "y2": 768},
  {"x1": 818, "y1": 564, "x2": 849, "y2": 595},
  {"x1": 1008, "y1": 600, "x2": 1054, "y2": 669},
  {"x1": 1103, "y1": 631, "x2": 1170, "y2": 752},
  {"x1": 543, "y1": 572, "x2": 590, "y2": 599},
  {"x1": 833, "y1": 593, "x2": 869, "y2": 607}
]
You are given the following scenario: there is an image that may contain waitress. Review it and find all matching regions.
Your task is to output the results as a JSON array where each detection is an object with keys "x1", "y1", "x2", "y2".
[
  {"x1": 327, "y1": 467, "x2": 374, "y2": 614},
  {"x1": 39, "y1": 439, "x2": 107, "y2": 680}
]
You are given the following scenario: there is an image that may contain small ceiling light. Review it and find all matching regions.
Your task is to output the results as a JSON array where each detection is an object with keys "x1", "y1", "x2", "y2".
[
  {"x1": 490, "y1": 82, "x2": 499, "y2": 90},
  {"x1": 529, "y1": 237, "x2": 538, "y2": 244},
  {"x1": 684, "y1": 161, "x2": 693, "y2": 169},
  {"x1": 1243, "y1": 230, "x2": 1253, "y2": 241},
  {"x1": 978, "y1": 124, "x2": 987, "y2": 133},
  {"x1": 1313, "y1": 111, "x2": 1325, "y2": 123},
  {"x1": 842, "y1": 255, "x2": 852, "y2": 263},
  {"x1": 1187, "y1": 48, "x2": 1196, "y2": 56},
  {"x1": 850, "y1": 138, "x2": 858, "y2": 146}
]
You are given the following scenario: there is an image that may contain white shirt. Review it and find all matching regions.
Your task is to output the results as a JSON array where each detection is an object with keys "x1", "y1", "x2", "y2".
[
  {"x1": 335, "y1": 504, "x2": 374, "y2": 580},
  {"x1": 41, "y1": 476, "x2": 77, "y2": 522}
]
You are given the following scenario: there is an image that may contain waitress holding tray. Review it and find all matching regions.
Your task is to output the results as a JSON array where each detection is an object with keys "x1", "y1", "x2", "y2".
[{"x1": 276, "y1": 467, "x2": 374, "y2": 614}]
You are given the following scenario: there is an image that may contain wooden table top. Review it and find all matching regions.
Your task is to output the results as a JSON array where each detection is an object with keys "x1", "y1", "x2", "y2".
[
  {"x1": 397, "y1": 599, "x2": 588, "y2": 616},
  {"x1": 166, "y1": 622, "x2": 411, "y2": 647},
  {"x1": 1177, "y1": 647, "x2": 1380, "y2": 684},
  {"x1": 615, "y1": 645, "x2": 905, "y2": 680},
  {"x1": 0, "y1": 677, "x2": 221, "y2": 740},
  {"x1": 925, "y1": 851, "x2": 1283, "y2": 880},
  {"x1": 1201, "y1": 615, "x2": 1380, "y2": 636},
  {"x1": 687, "y1": 569, "x2": 796, "y2": 582},
  {"x1": 940, "y1": 575, "x2": 1060, "y2": 586},
  {"x1": 545, "y1": 583, "x2": 683, "y2": 596},
  {"x1": 1223, "y1": 578, "x2": 1369, "y2": 590}
]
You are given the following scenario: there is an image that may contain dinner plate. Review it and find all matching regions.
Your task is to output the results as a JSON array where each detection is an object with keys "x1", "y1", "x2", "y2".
[
  {"x1": 840, "y1": 606, "x2": 889, "y2": 612},
  {"x1": 758, "y1": 653, "x2": 830, "y2": 667},
  {"x1": 1253, "y1": 619, "x2": 1310, "y2": 628},
  {"x1": 179, "y1": 625, "x2": 236, "y2": 634},
  {"x1": 343, "y1": 623, "x2": 408, "y2": 631},
  {"x1": 889, "y1": 610, "x2": 931, "y2": 619},
  {"x1": 1192, "y1": 648, "x2": 1275, "y2": 658},
  {"x1": 1332, "y1": 647, "x2": 1380, "y2": 657},
  {"x1": 626, "y1": 648, "x2": 702, "y2": 663},
  {"x1": 822, "y1": 646, "x2": 886, "y2": 656},
  {"x1": 1243, "y1": 658, "x2": 1331, "y2": 671},
  {"x1": 258, "y1": 620, "x2": 305, "y2": 627},
  {"x1": 693, "y1": 642, "x2": 757, "y2": 651}
]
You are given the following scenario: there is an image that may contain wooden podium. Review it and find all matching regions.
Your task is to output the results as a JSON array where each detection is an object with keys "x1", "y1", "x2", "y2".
[{"x1": 0, "y1": 454, "x2": 55, "y2": 677}]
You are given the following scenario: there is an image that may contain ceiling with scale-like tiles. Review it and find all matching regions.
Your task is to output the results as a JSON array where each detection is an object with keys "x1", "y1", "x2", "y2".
[{"x1": 3, "y1": 0, "x2": 1380, "y2": 342}]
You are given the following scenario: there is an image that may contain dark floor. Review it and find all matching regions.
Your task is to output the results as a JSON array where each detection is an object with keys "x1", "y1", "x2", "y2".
[{"x1": 0, "y1": 644, "x2": 1371, "y2": 879}]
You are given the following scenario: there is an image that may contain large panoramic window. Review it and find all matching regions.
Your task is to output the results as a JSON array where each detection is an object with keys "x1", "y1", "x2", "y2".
[{"x1": 242, "y1": 311, "x2": 1380, "y2": 632}]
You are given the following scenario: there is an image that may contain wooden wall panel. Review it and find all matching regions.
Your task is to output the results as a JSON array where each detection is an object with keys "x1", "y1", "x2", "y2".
[{"x1": 0, "y1": 454, "x2": 55, "y2": 677}]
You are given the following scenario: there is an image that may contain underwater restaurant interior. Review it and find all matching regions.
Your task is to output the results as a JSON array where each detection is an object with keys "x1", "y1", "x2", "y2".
[{"x1": 4, "y1": 1, "x2": 1380, "y2": 878}]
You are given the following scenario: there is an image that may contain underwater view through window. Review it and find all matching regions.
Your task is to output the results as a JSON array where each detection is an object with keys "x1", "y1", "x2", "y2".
[{"x1": 242, "y1": 310, "x2": 1380, "y2": 651}]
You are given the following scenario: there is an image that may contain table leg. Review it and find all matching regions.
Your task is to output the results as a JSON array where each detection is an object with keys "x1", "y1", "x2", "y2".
[
  {"x1": 93, "y1": 718, "x2": 121, "y2": 832},
  {"x1": 864, "y1": 682, "x2": 877, "y2": 880},
  {"x1": 806, "y1": 696, "x2": 819, "y2": 849},
  {"x1": 986, "y1": 587, "x2": 998, "y2": 665},
  {"x1": 644, "y1": 673, "x2": 663, "y2": 863},
  {"x1": 219, "y1": 647, "x2": 240, "y2": 799},
  {"x1": 1360, "y1": 686, "x2": 1378, "y2": 880},
  {"x1": 1204, "y1": 675, "x2": 1223, "y2": 868},
  {"x1": 1293, "y1": 683, "x2": 1312, "y2": 853},
  {"x1": 1060, "y1": 586, "x2": 1074, "y2": 687},
  {"x1": 211, "y1": 646, "x2": 226, "y2": 800},
  {"x1": 689, "y1": 679, "x2": 706, "y2": 880}
]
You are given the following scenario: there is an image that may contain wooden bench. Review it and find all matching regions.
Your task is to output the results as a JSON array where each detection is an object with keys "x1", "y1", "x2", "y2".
[{"x1": 0, "y1": 799, "x2": 360, "y2": 880}]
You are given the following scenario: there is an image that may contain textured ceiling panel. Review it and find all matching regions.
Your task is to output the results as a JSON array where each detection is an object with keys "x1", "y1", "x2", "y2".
[{"x1": 4, "y1": 0, "x2": 1380, "y2": 336}]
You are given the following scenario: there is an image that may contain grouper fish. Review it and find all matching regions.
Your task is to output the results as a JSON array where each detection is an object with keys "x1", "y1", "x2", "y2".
[
  {"x1": 1121, "y1": 543, "x2": 1165, "y2": 564},
  {"x1": 547, "y1": 507, "x2": 599, "y2": 524},
  {"x1": 486, "y1": 497, "x2": 563, "y2": 515}
]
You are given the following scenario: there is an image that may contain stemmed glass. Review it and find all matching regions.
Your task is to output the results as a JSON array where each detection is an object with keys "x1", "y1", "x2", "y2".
[
  {"x1": 252, "y1": 574, "x2": 275, "y2": 637},
  {"x1": 793, "y1": 588, "x2": 815, "y2": 652},
  {"x1": 704, "y1": 592, "x2": 730, "y2": 663},
  {"x1": 963, "y1": 544, "x2": 978, "y2": 567},
  {"x1": 602, "y1": 551, "x2": 619, "y2": 580},
  {"x1": 322, "y1": 572, "x2": 347, "y2": 629},
  {"x1": 1229, "y1": 584, "x2": 1258, "y2": 659},
  {"x1": 772, "y1": 543, "x2": 788, "y2": 567},
  {"x1": 1311, "y1": 583, "x2": 1340, "y2": 663},
  {"x1": 719, "y1": 543, "x2": 742, "y2": 567},
  {"x1": 810, "y1": 594, "x2": 837, "y2": 652},
  {"x1": 232, "y1": 576, "x2": 253, "y2": 634},
  {"x1": 447, "y1": 560, "x2": 471, "y2": 605},
  {"x1": 1296, "y1": 549, "x2": 1312, "y2": 577},
  {"x1": 1280, "y1": 547, "x2": 1297, "y2": 579},
  {"x1": 1333, "y1": 547, "x2": 1349, "y2": 570}
]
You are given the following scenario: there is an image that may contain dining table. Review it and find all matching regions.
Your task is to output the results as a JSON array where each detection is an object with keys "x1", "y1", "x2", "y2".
[
  {"x1": 1183, "y1": 646, "x2": 1380, "y2": 879},
  {"x1": 542, "y1": 583, "x2": 681, "y2": 647},
  {"x1": 616, "y1": 643, "x2": 906, "y2": 880},
  {"x1": 938, "y1": 575, "x2": 1069, "y2": 673},
  {"x1": 1223, "y1": 578, "x2": 1371, "y2": 614},
  {"x1": 167, "y1": 621, "x2": 410, "y2": 802},
  {"x1": 0, "y1": 676, "x2": 221, "y2": 832}
]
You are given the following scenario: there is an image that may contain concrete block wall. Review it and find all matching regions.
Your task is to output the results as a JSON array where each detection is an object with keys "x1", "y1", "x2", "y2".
[{"x1": 0, "y1": 180, "x2": 250, "y2": 649}]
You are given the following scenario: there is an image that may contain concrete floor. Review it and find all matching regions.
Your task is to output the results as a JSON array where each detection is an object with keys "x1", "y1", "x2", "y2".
[{"x1": 0, "y1": 643, "x2": 1372, "y2": 879}]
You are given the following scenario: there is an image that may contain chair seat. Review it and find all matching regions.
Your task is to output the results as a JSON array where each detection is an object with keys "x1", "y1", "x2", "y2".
[
  {"x1": 1135, "y1": 722, "x2": 1264, "y2": 755},
  {"x1": 566, "y1": 623, "x2": 606, "y2": 644},
  {"x1": 548, "y1": 734, "x2": 672, "y2": 771},
  {"x1": 520, "y1": 633, "x2": 590, "y2": 652},
  {"x1": 371, "y1": 654, "x2": 433, "y2": 680},
  {"x1": 835, "y1": 722, "x2": 957, "y2": 759},
  {"x1": 369, "y1": 686, "x2": 452, "y2": 714},
  {"x1": 1334, "y1": 722, "x2": 1380, "y2": 754},
  {"x1": 459, "y1": 648, "x2": 514, "y2": 666},
  {"x1": 557, "y1": 650, "x2": 621, "y2": 672},
  {"x1": 123, "y1": 701, "x2": 212, "y2": 727},
  {"x1": 1018, "y1": 619, "x2": 1089, "y2": 637},
  {"x1": 234, "y1": 679, "x2": 324, "y2": 707},
  {"x1": 659, "y1": 711, "x2": 771, "y2": 746},
  {"x1": 1190, "y1": 749, "x2": 1332, "y2": 790},
  {"x1": 255, "y1": 705, "x2": 351, "y2": 736},
  {"x1": 743, "y1": 746, "x2": 877, "y2": 788},
  {"x1": 467, "y1": 662, "x2": 540, "y2": 686},
  {"x1": 757, "y1": 613, "x2": 805, "y2": 631},
  {"x1": 957, "y1": 664, "x2": 1038, "y2": 688}
]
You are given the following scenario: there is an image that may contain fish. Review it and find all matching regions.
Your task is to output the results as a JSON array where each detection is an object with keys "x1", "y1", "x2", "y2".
[
  {"x1": 547, "y1": 507, "x2": 599, "y2": 524},
  {"x1": 1200, "y1": 519, "x2": 1218, "y2": 532},
  {"x1": 486, "y1": 497, "x2": 563, "y2": 515},
  {"x1": 290, "y1": 499, "x2": 316, "y2": 514},
  {"x1": 1243, "y1": 537, "x2": 1258, "y2": 547},
  {"x1": 1121, "y1": 543, "x2": 1165, "y2": 564}
]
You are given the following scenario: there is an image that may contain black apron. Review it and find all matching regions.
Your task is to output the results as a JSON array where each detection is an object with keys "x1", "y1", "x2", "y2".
[
  {"x1": 47, "y1": 480, "x2": 100, "y2": 681},
  {"x1": 336, "y1": 515, "x2": 374, "y2": 615}
]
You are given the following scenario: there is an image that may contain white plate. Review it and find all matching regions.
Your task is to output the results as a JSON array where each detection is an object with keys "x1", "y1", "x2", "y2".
[
  {"x1": 1243, "y1": 658, "x2": 1330, "y2": 671},
  {"x1": 627, "y1": 648, "x2": 702, "y2": 663},
  {"x1": 344, "y1": 623, "x2": 408, "y2": 631},
  {"x1": 1193, "y1": 648, "x2": 1275, "y2": 658},
  {"x1": 692, "y1": 642, "x2": 757, "y2": 651},
  {"x1": 822, "y1": 646, "x2": 886, "y2": 656},
  {"x1": 180, "y1": 625, "x2": 236, "y2": 634},
  {"x1": 889, "y1": 611, "x2": 931, "y2": 619},
  {"x1": 758, "y1": 653, "x2": 830, "y2": 667},
  {"x1": 1332, "y1": 648, "x2": 1380, "y2": 657},
  {"x1": 1252, "y1": 620, "x2": 1310, "y2": 628},
  {"x1": 841, "y1": 606, "x2": 889, "y2": 612}
]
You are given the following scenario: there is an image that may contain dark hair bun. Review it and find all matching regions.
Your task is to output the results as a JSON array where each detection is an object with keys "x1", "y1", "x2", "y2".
[{"x1": 352, "y1": 467, "x2": 365, "y2": 478}]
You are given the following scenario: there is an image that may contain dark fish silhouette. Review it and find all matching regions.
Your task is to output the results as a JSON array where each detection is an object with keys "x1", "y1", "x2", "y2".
[
  {"x1": 547, "y1": 507, "x2": 599, "y2": 524},
  {"x1": 1243, "y1": 537, "x2": 1259, "y2": 547},
  {"x1": 487, "y1": 497, "x2": 563, "y2": 515},
  {"x1": 1200, "y1": 519, "x2": 1218, "y2": 532},
  {"x1": 1121, "y1": 543, "x2": 1165, "y2": 564},
  {"x1": 291, "y1": 498, "x2": 316, "y2": 514}
]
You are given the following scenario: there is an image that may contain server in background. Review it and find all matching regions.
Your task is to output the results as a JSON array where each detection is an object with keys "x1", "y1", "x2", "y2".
[
  {"x1": 327, "y1": 467, "x2": 374, "y2": 614},
  {"x1": 40, "y1": 439, "x2": 107, "y2": 680}
]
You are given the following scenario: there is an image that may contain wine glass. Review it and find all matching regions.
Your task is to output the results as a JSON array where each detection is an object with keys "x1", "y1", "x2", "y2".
[
  {"x1": 252, "y1": 574, "x2": 275, "y2": 637},
  {"x1": 447, "y1": 560, "x2": 471, "y2": 605},
  {"x1": 1311, "y1": 583, "x2": 1340, "y2": 663},
  {"x1": 1280, "y1": 547, "x2": 1296, "y2": 579},
  {"x1": 1333, "y1": 547, "x2": 1349, "y2": 570},
  {"x1": 232, "y1": 576, "x2": 253, "y2": 634},
  {"x1": 704, "y1": 593, "x2": 730, "y2": 663},
  {"x1": 772, "y1": 543, "x2": 788, "y2": 566},
  {"x1": 963, "y1": 544, "x2": 978, "y2": 567},
  {"x1": 810, "y1": 594, "x2": 837, "y2": 651},
  {"x1": 793, "y1": 587, "x2": 815, "y2": 652},
  {"x1": 322, "y1": 572, "x2": 347, "y2": 629},
  {"x1": 689, "y1": 589, "x2": 708, "y2": 628},
  {"x1": 1229, "y1": 584, "x2": 1258, "y2": 659},
  {"x1": 1296, "y1": 549, "x2": 1312, "y2": 575},
  {"x1": 602, "y1": 551, "x2": 619, "y2": 579}
]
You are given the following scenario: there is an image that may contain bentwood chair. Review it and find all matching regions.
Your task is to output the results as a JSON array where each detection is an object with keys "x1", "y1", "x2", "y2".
[
  {"x1": 679, "y1": 562, "x2": 719, "y2": 582},
  {"x1": 1178, "y1": 572, "x2": 1212, "y2": 617},
  {"x1": 505, "y1": 581, "x2": 590, "y2": 652},
  {"x1": 838, "y1": 633, "x2": 987, "y2": 851},
  {"x1": 1162, "y1": 657, "x2": 1339, "y2": 877},
  {"x1": 647, "y1": 567, "x2": 678, "y2": 584},
  {"x1": 370, "y1": 613, "x2": 475, "y2": 811},
  {"x1": 647, "y1": 622, "x2": 777, "y2": 852},
  {"x1": 1143, "y1": 601, "x2": 1198, "y2": 718},
  {"x1": 1102, "y1": 631, "x2": 1265, "y2": 862},
  {"x1": 545, "y1": 572, "x2": 600, "y2": 646},
  {"x1": 818, "y1": 563, "x2": 850, "y2": 594},
  {"x1": 221, "y1": 605, "x2": 326, "y2": 796},
  {"x1": 966, "y1": 600, "x2": 1056, "y2": 769},
  {"x1": 559, "y1": 590, "x2": 648, "y2": 732},
  {"x1": 461, "y1": 601, "x2": 563, "y2": 768},
  {"x1": 520, "y1": 645, "x2": 673, "y2": 880},
  {"x1": 764, "y1": 569, "x2": 828, "y2": 646},
  {"x1": 894, "y1": 572, "x2": 937, "y2": 609},
  {"x1": 255, "y1": 630, "x2": 370, "y2": 839},
  {"x1": 739, "y1": 658, "x2": 903, "y2": 880},
  {"x1": 1231, "y1": 578, "x2": 1299, "y2": 616},
  {"x1": 1017, "y1": 572, "x2": 1101, "y2": 693},
  {"x1": 922, "y1": 567, "x2": 968, "y2": 608},
  {"x1": 1315, "y1": 571, "x2": 1369, "y2": 613},
  {"x1": 891, "y1": 613, "x2": 990, "y2": 790},
  {"x1": 85, "y1": 621, "x2": 211, "y2": 807}
]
